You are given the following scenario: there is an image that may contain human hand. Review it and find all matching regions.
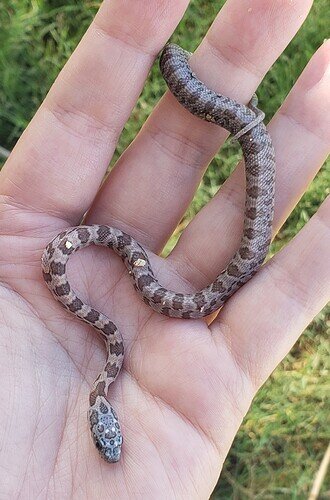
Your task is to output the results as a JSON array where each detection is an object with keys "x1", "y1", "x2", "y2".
[{"x1": 0, "y1": 0, "x2": 329, "y2": 498}]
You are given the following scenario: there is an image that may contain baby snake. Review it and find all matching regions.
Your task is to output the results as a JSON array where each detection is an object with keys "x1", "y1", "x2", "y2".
[{"x1": 41, "y1": 43, "x2": 275, "y2": 463}]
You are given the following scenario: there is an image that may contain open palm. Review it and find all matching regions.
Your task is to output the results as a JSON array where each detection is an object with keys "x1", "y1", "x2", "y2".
[{"x1": 0, "y1": 0, "x2": 329, "y2": 498}]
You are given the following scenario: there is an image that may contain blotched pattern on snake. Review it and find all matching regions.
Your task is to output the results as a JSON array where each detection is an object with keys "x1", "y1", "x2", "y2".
[{"x1": 41, "y1": 43, "x2": 275, "y2": 463}]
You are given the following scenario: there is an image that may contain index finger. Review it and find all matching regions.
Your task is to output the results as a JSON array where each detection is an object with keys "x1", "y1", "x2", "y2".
[{"x1": 0, "y1": 0, "x2": 189, "y2": 225}]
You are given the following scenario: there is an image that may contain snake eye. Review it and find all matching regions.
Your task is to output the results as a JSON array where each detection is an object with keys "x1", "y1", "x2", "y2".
[{"x1": 104, "y1": 428, "x2": 116, "y2": 438}]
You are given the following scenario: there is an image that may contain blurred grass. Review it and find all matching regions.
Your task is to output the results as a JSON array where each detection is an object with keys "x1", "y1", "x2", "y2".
[{"x1": 0, "y1": 0, "x2": 329, "y2": 497}]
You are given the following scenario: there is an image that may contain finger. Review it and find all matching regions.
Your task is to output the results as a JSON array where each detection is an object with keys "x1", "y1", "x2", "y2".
[
  {"x1": 210, "y1": 195, "x2": 330, "y2": 389},
  {"x1": 87, "y1": 0, "x2": 313, "y2": 252},
  {"x1": 0, "y1": 0, "x2": 189, "y2": 224},
  {"x1": 169, "y1": 39, "x2": 330, "y2": 286}
]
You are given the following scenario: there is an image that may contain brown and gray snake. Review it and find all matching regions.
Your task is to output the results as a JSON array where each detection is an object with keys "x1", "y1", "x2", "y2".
[{"x1": 41, "y1": 44, "x2": 275, "y2": 463}]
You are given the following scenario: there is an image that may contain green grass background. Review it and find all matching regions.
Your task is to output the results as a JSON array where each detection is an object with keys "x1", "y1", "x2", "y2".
[{"x1": 0, "y1": 0, "x2": 329, "y2": 497}]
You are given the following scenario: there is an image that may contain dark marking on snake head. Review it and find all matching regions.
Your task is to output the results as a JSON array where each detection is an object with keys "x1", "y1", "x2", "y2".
[
  {"x1": 99, "y1": 402, "x2": 109, "y2": 414},
  {"x1": 111, "y1": 407, "x2": 119, "y2": 421},
  {"x1": 95, "y1": 439, "x2": 102, "y2": 450},
  {"x1": 89, "y1": 409, "x2": 99, "y2": 426}
]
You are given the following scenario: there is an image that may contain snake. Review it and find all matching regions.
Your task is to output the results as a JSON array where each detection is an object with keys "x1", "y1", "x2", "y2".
[{"x1": 41, "y1": 43, "x2": 275, "y2": 463}]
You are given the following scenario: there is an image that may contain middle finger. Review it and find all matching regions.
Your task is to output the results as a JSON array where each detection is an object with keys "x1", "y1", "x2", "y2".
[{"x1": 88, "y1": 0, "x2": 313, "y2": 252}]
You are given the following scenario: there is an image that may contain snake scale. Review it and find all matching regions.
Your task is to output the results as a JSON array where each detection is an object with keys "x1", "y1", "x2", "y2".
[{"x1": 41, "y1": 44, "x2": 275, "y2": 463}]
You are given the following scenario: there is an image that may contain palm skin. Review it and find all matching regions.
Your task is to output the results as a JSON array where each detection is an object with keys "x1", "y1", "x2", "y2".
[
  {"x1": 0, "y1": 194, "x2": 255, "y2": 491},
  {"x1": 0, "y1": 215, "x2": 249, "y2": 498},
  {"x1": 0, "y1": 0, "x2": 329, "y2": 498}
]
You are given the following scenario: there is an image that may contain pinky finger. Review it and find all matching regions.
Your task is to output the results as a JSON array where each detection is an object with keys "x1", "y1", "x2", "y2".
[{"x1": 211, "y1": 195, "x2": 330, "y2": 388}]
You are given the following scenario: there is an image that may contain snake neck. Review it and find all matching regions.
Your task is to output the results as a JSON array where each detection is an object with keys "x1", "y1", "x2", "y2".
[
  {"x1": 88, "y1": 395, "x2": 122, "y2": 463},
  {"x1": 87, "y1": 337, "x2": 124, "y2": 463}
]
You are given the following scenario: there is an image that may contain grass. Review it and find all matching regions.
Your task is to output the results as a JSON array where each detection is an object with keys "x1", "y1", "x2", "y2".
[{"x1": 0, "y1": 0, "x2": 329, "y2": 497}]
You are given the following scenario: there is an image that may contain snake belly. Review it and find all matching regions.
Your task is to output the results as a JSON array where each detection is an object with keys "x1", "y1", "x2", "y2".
[{"x1": 41, "y1": 43, "x2": 275, "y2": 463}]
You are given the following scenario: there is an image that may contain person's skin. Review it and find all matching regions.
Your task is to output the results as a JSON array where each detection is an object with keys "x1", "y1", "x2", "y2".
[{"x1": 0, "y1": 0, "x2": 329, "y2": 497}]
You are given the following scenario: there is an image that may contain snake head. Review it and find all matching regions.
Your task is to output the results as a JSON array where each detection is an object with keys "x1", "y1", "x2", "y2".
[{"x1": 88, "y1": 398, "x2": 123, "y2": 463}]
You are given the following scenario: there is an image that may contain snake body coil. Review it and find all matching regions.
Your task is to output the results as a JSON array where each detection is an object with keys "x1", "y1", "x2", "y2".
[{"x1": 41, "y1": 44, "x2": 275, "y2": 463}]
